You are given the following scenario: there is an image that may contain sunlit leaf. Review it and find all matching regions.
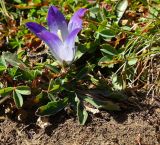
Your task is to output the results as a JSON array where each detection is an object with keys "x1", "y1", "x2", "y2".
[
  {"x1": 98, "y1": 29, "x2": 116, "y2": 39},
  {"x1": 128, "y1": 58, "x2": 138, "y2": 65},
  {"x1": 112, "y1": 74, "x2": 123, "y2": 90},
  {"x1": 13, "y1": 90, "x2": 23, "y2": 108},
  {"x1": 101, "y1": 44, "x2": 118, "y2": 56},
  {"x1": 49, "y1": 85, "x2": 60, "y2": 92},
  {"x1": 149, "y1": 7, "x2": 159, "y2": 18},
  {"x1": 89, "y1": 7, "x2": 99, "y2": 18},
  {"x1": 13, "y1": 0, "x2": 22, "y2": 4},
  {"x1": 98, "y1": 56, "x2": 117, "y2": 68},
  {"x1": 36, "y1": 98, "x2": 68, "y2": 116},
  {"x1": 75, "y1": 95, "x2": 88, "y2": 125},
  {"x1": 0, "y1": 87, "x2": 14, "y2": 96},
  {"x1": 116, "y1": 0, "x2": 128, "y2": 22},
  {"x1": 48, "y1": 79, "x2": 60, "y2": 92},
  {"x1": 16, "y1": 86, "x2": 31, "y2": 95},
  {"x1": 0, "y1": 65, "x2": 6, "y2": 72}
]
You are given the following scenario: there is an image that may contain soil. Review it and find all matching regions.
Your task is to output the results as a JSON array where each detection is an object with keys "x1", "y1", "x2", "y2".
[{"x1": 0, "y1": 94, "x2": 160, "y2": 145}]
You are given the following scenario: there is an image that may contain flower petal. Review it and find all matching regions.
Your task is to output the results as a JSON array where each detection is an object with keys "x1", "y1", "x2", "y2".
[
  {"x1": 63, "y1": 28, "x2": 81, "y2": 64},
  {"x1": 47, "y1": 6, "x2": 68, "y2": 40},
  {"x1": 68, "y1": 8, "x2": 87, "y2": 33},
  {"x1": 26, "y1": 22, "x2": 63, "y2": 62},
  {"x1": 26, "y1": 22, "x2": 47, "y2": 35}
]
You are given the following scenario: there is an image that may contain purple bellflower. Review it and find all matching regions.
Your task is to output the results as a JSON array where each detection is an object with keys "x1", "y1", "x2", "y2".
[{"x1": 26, "y1": 6, "x2": 87, "y2": 65}]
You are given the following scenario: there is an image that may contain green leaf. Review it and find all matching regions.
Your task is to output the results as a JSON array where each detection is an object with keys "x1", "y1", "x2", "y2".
[
  {"x1": 101, "y1": 44, "x2": 118, "y2": 56},
  {"x1": 0, "y1": 87, "x2": 14, "y2": 96},
  {"x1": 48, "y1": 93, "x2": 57, "y2": 101},
  {"x1": 1, "y1": 52, "x2": 26, "y2": 70},
  {"x1": 48, "y1": 79, "x2": 60, "y2": 92},
  {"x1": 16, "y1": 86, "x2": 31, "y2": 95},
  {"x1": 8, "y1": 67, "x2": 18, "y2": 77},
  {"x1": 13, "y1": 0, "x2": 22, "y2": 4},
  {"x1": 49, "y1": 85, "x2": 60, "y2": 92},
  {"x1": 21, "y1": 69, "x2": 42, "y2": 80},
  {"x1": 98, "y1": 20, "x2": 108, "y2": 32},
  {"x1": 89, "y1": 75, "x2": 99, "y2": 86},
  {"x1": 13, "y1": 90, "x2": 23, "y2": 108},
  {"x1": 0, "y1": 55, "x2": 7, "y2": 67},
  {"x1": 84, "y1": 96, "x2": 120, "y2": 111},
  {"x1": 149, "y1": 7, "x2": 159, "y2": 18},
  {"x1": 33, "y1": 0, "x2": 41, "y2": 3},
  {"x1": 0, "y1": 56, "x2": 7, "y2": 72},
  {"x1": 128, "y1": 58, "x2": 138, "y2": 65},
  {"x1": 75, "y1": 49, "x2": 84, "y2": 59},
  {"x1": 116, "y1": 0, "x2": 128, "y2": 22},
  {"x1": 36, "y1": 98, "x2": 68, "y2": 116},
  {"x1": 98, "y1": 29, "x2": 115, "y2": 39},
  {"x1": 99, "y1": 56, "x2": 116, "y2": 68},
  {"x1": 75, "y1": 95, "x2": 88, "y2": 125},
  {"x1": 111, "y1": 74, "x2": 123, "y2": 90},
  {"x1": 89, "y1": 7, "x2": 100, "y2": 18},
  {"x1": 0, "y1": 65, "x2": 6, "y2": 72},
  {"x1": 34, "y1": 92, "x2": 44, "y2": 103}
]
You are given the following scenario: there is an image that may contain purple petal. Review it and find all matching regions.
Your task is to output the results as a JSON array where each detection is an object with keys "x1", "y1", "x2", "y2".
[
  {"x1": 26, "y1": 22, "x2": 47, "y2": 35},
  {"x1": 63, "y1": 28, "x2": 81, "y2": 64},
  {"x1": 47, "y1": 6, "x2": 68, "y2": 40},
  {"x1": 68, "y1": 8, "x2": 87, "y2": 33},
  {"x1": 26, "y1": 22, "x2": 63, "y2": 62}
]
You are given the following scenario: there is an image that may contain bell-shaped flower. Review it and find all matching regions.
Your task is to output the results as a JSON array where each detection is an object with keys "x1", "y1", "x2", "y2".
[{"x1": 26, "y1": 6, "x2": 87, "y2": 65}]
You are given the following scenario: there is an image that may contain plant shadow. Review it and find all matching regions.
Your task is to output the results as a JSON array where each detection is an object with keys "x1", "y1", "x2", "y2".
[{"x1": 0, "y1": 88, "x2": 155, "y2": 138}]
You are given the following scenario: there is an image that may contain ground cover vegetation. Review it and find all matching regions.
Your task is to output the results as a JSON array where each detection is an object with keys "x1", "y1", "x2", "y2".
[{"x1": 0, "y1": 0, "x2": 160, "y2": 144}]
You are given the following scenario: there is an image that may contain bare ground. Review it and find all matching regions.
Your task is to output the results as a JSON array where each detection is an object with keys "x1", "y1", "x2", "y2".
[{"x1": 0, "y1": 94, "x2": 159, "y2": 145}]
